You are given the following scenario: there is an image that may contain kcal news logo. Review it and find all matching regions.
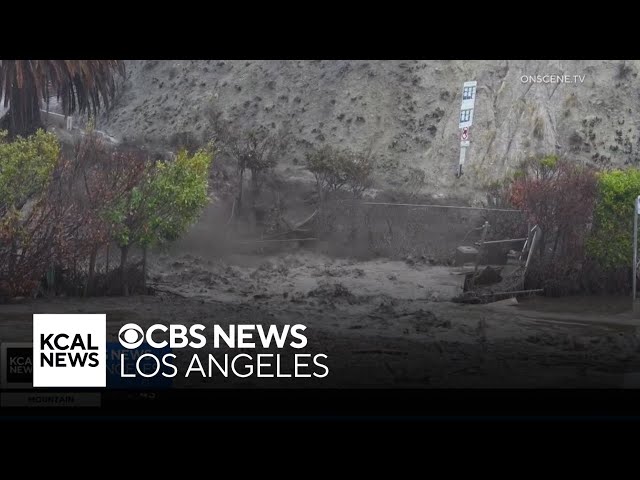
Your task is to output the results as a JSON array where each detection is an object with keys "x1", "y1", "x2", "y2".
[{"x1": 33, "y1": 314, "x2": 106, "y2": 387}]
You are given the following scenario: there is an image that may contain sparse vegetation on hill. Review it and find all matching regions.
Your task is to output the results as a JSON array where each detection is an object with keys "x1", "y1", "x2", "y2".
[{"x1": 95, "y1": 60, "x2": 640, "y2": 198}]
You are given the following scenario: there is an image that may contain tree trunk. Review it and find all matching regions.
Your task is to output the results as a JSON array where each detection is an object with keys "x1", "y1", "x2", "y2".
[
  {"x1": 250, "y1": 169, "x2": 260, "y2": 194},
  {"x1": 8, "y1": 239, "x2": 16, "y2": 278},
  {"x1": 237, "y1": 167, "x2": 245, "y2": 210},
  {"x1": 537, "y1": 230, "x2": 546, "y2": 259},
  {"x1": 551, "y1": 231, "x2": 561, "y2": 261},
  {"x1": 73, "y1": 257, "x2": 77, "y2": 295},
  {"x1": 84, "y1": 248, "x2": 97, "y2": 297},
  {"x1": 7, "y1": 85, "x2": 44, "y2": 138},
  {"x1": 120, "y1": 245, "x2": 129, "y2": 296},
  {"x1": 142, "y1": 246, "x2": 147, "y2": 294},
  {"x1": 46, "y1": 263, "x2": 55, "y2": 297},
  {"x1": 104, "y1": 244, "x2": 110, "y2": 296}
]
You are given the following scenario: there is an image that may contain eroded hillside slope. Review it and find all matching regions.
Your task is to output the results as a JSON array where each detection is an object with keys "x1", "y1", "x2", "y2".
[{"x1": 97, "y1": 60, "x2": 640, "y2": 198}]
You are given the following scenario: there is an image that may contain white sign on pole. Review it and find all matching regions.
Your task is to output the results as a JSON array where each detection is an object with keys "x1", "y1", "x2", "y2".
[
  {"x1": 457, "y1": 80, "x2": 477, "y2": 177},
  {"x1": 459, "y1": 145, "x2": 467, "y2": 166},
  {"x1": 458, "y1": 81, "x2": 477, "y2": 129}
]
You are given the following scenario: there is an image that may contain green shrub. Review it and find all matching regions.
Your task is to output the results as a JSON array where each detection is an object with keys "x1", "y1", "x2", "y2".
[
  {"x1": 108, "y1": 147, "x2": 213, "y2": 294},
  {"x1": 587, "y1": 169, "x2": 640, "y2": 270},
  {"x1": 0, "y1": 129, "x2": 60, "y2": 211},
  {"x1": 0, "y1": 130, "x2": 62, "y2": 296}
]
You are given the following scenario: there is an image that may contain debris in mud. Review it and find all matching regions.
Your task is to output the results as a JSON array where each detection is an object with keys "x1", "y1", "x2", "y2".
[
  {"x1": 569, "y1": 336, "x2": 588, "y2": 351},
  {"x1": 281, "y1": 255, "x2": 304, "y2": 269},
  {"x1": 463, "y1": 266, "x2": 502, "y2": 291},
  {"x1": 289, "y1": 292, "x2": 306, "y2": 303},
  {"x1": 404, "y1": 254, "x2": 436, "y2": 267},
  {"x1": 147, "y1": 284, "x2": 188, "y2": 298},
  {"x1": 438, "y1": 319, "x2": 452, "y2": 329},
  {"x1": 374, "y1": 296, "x2": 397, "y2": 314},
  {"x1": 453, "y1": 287, "x2": 542, "y2": 304},
  {"x1": 250, "y1": 261, "x2": 275, "y2": 278},
  {"x1": 475, "y1": 266, "x2": 503, "y2": 285},
  {"x1": 487, "y1": 297, "x2": 518, "y2": 306},
  {"x1": 452, "y1": 292, "x2": 483, "y2": 304},
  {"x1": 277, "y1": 265, "x2": 290, "y2": 276},
  {"x1": 410, "y1": 309, "x2": 451, "y2": 332},
  {"x1": 307, "y1": 281, "x2": 361, "y2": 305},
  {"x1": 525, "y1": 332, "x2": 569, "y2": 347},
  {"x1": 312, "y1": 266, "x2": 349, "y2": 277}
]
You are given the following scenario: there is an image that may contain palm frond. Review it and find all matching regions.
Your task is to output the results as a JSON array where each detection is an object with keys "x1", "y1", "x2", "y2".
[{"x1": 0, "y1": 60, "x2": 125, "y2": 137}]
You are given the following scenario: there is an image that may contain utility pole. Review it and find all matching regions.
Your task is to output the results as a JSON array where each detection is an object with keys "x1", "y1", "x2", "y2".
[{"x1": 457, "y1": 80, "x2": 477, "y2": 177}]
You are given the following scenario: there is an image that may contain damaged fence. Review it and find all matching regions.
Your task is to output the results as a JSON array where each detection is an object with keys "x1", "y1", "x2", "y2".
[{"x1": 313, "y1": 198, "x2": 527, "y2": 263}]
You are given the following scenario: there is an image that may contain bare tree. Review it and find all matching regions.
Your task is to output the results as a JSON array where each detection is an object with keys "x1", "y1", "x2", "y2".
[
  {"x1": 207, "y1": 107, "x2": 288, "y2": 215},
  {"x1": 306, "y1": 145, "x2": 375, "y2": 204},
  {"x1": 344, "y1": 149, "x2": 375, "y2": 198}
]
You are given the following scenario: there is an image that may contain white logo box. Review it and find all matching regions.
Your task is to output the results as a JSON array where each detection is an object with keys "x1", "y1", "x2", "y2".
[{"x1": 33, "y1": 314, "x2": 106, "y2": 388}]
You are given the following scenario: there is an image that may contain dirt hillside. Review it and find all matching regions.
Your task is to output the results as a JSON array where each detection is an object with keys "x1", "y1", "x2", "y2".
[{"x1": 95, "y1": 60, "x2": 640, "y2": 199}]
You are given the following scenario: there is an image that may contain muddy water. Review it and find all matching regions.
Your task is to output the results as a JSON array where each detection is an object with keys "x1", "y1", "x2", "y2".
[
  {"x1": 4, "y1": 251, "x2": 640, "y2": 388},
  {"x1": 518, "y1": 295, "x2": 633, "y2": 315}
]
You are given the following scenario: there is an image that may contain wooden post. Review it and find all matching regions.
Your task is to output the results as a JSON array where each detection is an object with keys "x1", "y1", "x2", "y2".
[
  {"x1": 474, "y1": 221, "x2": 490, "y2": 274},
  {"x1": 524, "y1": 226, "x2": 539, "y2": 274}
]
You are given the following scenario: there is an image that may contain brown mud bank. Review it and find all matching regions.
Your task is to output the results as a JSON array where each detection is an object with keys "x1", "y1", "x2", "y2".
[{"x1": 2, "y1": 252, "x2": 640, "y2": 388}]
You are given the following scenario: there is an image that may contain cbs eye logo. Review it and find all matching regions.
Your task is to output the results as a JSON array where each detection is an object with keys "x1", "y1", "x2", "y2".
[{"x1": 118, "y1": 323, "x2": 145, "y2": 349}]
